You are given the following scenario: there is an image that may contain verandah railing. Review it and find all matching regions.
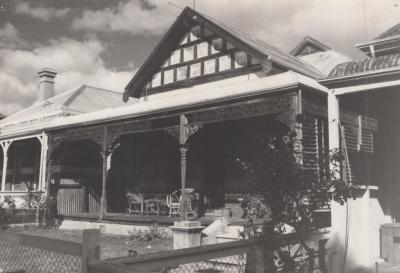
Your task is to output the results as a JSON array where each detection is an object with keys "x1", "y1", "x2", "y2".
[
  {"x1": 88, "y1": 232, "x2": 328, "y2": 273},
  {"x1": 0, "y1": 229, "x2": 100, "y2": 273}
]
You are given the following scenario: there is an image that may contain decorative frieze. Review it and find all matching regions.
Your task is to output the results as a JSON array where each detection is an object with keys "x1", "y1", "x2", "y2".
[{"x1": 189, "y1": 96, "x2": 292, "y2": 124}]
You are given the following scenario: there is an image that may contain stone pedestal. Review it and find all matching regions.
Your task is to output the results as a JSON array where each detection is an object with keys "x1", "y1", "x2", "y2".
[{"x1": 170, "y1": 221, "x2": 204, "y2": 249}]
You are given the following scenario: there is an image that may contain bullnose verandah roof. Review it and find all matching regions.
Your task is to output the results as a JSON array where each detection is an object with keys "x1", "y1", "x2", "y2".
[{"x1": 328, "y1": 53, "x2": 400, "y2": 78}]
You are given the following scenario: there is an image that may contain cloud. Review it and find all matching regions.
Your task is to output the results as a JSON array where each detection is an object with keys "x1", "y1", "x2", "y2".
[
  {"x1": 14, "y1": 2, "x2": 71, "y2": 21},
  {"x1": 195, "y1": 0, "x2": 400, "y2": 59},
  {"x1": 0, "y1": 23, "x2": 27, "y2": 49},
  {"x1": 0, "y1": 36, "x2": 134, "y2": 115},
  {"x1": 72, "y1": 0, "x2": 173, "y2": 36}
]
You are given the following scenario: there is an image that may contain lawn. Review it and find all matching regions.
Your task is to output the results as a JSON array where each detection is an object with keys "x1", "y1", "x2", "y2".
[{"x1": 9, "y1": 225, "x2": 172, "y2": 259}]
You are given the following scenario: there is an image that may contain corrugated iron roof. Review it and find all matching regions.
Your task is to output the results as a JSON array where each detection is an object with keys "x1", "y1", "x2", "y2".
[
  {"x1": 328, "y1": 53, "x2": 400, "y2": 78},
  {"x1": 0, "y1": 85, "x2": 132, "y2": 128}
]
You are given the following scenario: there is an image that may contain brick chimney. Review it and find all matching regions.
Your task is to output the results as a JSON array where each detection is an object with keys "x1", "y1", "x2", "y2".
[{"x1": 38, "y1": 68, "x2": 57, "y2": 101}]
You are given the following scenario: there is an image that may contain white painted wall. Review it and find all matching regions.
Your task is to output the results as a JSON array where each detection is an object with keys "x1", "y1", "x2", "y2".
[{"x1": 329, "y1": 188, "x2": 392, "y2": 273}]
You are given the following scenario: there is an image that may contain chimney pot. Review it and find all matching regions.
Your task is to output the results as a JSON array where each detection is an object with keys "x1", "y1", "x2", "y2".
[{"x1": 38, "y1": 68, "x2": 57, "y2": 101}]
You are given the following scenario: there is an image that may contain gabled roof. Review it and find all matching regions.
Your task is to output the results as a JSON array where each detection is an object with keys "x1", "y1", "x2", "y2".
[
  {"x1": 328, "y1": 52, "x2": 400, "y2": 78},
  {"x1": 0, "y1": 85, "x2": 131, "y2": 129},
  {"x1": 290, "y1": 36, "x2": 331, "y2": 56},
  {"x1": 123, "y1": 7, "x2": 324, "y2": 100},
  {"x1": 375, "y1": 22, "x2": 400, "y2": 40}
]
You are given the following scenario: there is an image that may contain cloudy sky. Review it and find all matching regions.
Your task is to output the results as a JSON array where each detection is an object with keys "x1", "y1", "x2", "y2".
[{"x1": 0, "y1": 0, "x2": 399, "y2": 116}]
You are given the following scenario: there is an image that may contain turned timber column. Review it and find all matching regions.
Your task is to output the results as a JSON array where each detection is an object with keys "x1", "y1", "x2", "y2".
[
  {"x1": 179, "y1": 145, "x2": 189, "y2": 220},
  {"x1": 99, "y1": 127, "x2": 109, "y2": 221},
  {"x1": 165, "y1": 115, "x2": 201, "y2": 220},
  {"x1": 1, "y1": 140, "x2": 12, "y2": 198},
  {"x1": 99, "y1": 127, "x2": 118, "y2": 221}
]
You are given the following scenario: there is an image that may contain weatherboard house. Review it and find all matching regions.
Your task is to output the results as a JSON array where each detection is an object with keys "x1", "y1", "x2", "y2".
[{"x1": 0, "y1": 7, "x2": 399, "y2": 271}]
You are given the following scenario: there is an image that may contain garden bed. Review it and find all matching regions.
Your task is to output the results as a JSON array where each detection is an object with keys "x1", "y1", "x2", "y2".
[{"x1": 9, "y1": 225, "x2": 172, "y2": 259}]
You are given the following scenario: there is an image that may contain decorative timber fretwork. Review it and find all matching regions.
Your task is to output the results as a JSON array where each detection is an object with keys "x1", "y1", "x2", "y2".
[
  {"x1": 188, "y1": 95, "x2": 292, "y2": 124},
  {"x1": 107, "y1": 120, "x2": 152, "y2": 138},
  {"x1": 47, "y1": 119, "x2": 153, "y2": 160},
  {"x1": 275, "y1": 110, "x2": 296, "y2": 128},
  {"x1": 164, "y1": 115, "x2": 202, "y2": 144}
]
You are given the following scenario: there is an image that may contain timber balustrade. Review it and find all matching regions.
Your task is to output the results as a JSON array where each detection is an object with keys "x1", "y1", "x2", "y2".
[
  {"x1": 88, "y1": 231, "x2": 329, "y2": 273},
  {"x1": 0, "y1": 229, "x2": 100, "y2": 273}
]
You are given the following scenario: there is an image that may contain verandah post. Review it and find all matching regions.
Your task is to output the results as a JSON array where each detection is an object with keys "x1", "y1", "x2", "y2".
[
  {"x1": 81, "y1": 229, "x2": 100, "y2": 273},
  {"x1": 100, "y1": 127, "x2": 109, "y2": 221},
  {"x1": 0, "y1": 140, "x2": 11, "y2": 198},
  {"x1": 179, "y1": 115, "x2": 189, "y2": 220},
  {"x1": 319, "y1": 239, "x2": 328, "y2": 273},
  {"x1": 246, "y1": 239, "x2": 276, "y2": 273}
]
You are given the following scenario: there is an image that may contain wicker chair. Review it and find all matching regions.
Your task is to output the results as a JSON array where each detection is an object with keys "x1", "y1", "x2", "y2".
[
  {"x1": 126, "y1": 188, "x2": 144, "y2": 215},
  {"x1": 166, "y1": 190, "x2": 181, "y2": 217}
]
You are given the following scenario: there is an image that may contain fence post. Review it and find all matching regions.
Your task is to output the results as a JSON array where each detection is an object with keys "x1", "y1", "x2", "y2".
[
  {"x1": 246, "y1": 240, "x2": 276, "y2": 273},
  {"x1": 81, "y1": 229, "x2": 100, "y2": 273},
  {"x1": 319, "y1": 239, "x2": 328, "y2": 273},
  {"x1": 308, "y1": 249, "x2": 315, "y2": 273}
]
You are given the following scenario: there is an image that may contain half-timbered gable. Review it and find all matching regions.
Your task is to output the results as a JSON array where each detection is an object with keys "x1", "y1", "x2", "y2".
[
  {"x1": 123, "y1": 7, "x2": 324, "y2": 101},
  {"x1": 144, "y1": 24, "x2": 264, "y2": 95}
]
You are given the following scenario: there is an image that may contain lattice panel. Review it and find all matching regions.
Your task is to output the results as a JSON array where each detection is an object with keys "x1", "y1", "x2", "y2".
[{"x1": 0, "y1": 241, "x2": 81, "y2": 273}]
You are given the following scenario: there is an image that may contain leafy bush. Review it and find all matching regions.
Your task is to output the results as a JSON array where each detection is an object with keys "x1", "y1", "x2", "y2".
[
  {"x1": 21, "y1": 192, "x2": 49, "y2": 226},
  {"x1": 128, "y1": 223, "x2": 167, "y2": 242},
  {"x1": 126, "y1": 223, "x2": 167, "y2": 256},
  {"x1": 0, "y1": 197, "x2": 16, "y2": 229},
  {"x1": 236, "y1": 129, "x2": 356, "y2": 271}
]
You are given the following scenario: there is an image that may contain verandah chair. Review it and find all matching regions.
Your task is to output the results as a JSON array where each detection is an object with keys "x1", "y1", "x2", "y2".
[
  {"x1": 126, "y1": 188, "x2": 145, "y2": 215},
  {"x1": 166, "y1": 190, "x2": 180, "y2": 217}
]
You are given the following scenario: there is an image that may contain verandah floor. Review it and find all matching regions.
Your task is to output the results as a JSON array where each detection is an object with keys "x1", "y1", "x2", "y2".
[{"x1": 60, "y1": 212, "x2": 251, "y2": 226}]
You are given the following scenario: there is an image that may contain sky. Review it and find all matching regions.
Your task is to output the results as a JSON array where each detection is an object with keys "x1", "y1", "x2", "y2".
[{"x1": 0, "y1": 0, "x2": 399, "y2": 116}]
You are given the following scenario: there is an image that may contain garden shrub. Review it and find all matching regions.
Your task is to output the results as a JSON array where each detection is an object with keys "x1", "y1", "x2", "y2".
[{"x1": 0, "y1": 197, "x2": 16, "y2": 229}]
